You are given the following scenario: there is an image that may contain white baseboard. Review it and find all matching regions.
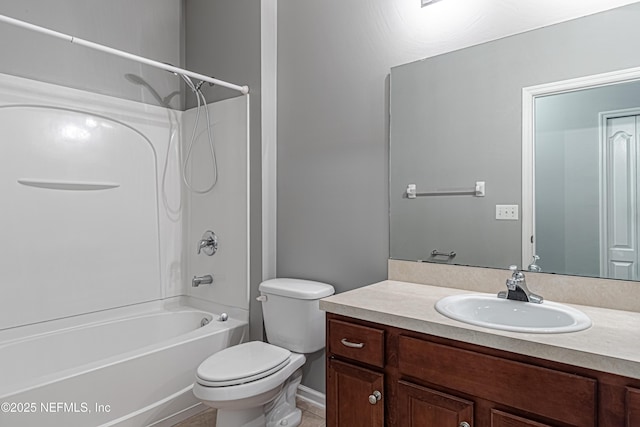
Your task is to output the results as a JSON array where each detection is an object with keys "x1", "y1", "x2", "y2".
[{"x1": 296, "y1": 385, "x2": 326, "y2": 409}]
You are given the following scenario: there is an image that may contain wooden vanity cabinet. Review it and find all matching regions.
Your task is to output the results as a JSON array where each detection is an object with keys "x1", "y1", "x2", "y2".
[
  {"x1": 326, "y1": 318, "x2": 385, "y2": 426},
  {"x1": 325, "y1": 313, "x2": 640, "y2": 427}
]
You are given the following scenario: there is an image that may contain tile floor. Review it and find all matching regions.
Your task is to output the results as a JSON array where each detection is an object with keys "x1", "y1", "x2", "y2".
[{"x1": 173, "y1": 397, "x2": 326, "y2": 427}]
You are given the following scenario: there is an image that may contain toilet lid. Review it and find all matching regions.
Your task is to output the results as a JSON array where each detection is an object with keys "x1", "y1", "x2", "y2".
[{"x1": 197, "y1": 341, "x2": 291, "y2": 387}]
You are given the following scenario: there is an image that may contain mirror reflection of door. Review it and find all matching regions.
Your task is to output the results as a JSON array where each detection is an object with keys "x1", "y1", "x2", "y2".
[
  {"x1": 527, "y1": 76, "x2": 640, "y2": 280},
  {"x1": 602, "y1": 114, "x2": 640, "y2": 280}
]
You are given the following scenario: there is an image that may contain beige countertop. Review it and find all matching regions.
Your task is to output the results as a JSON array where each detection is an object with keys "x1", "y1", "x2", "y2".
[{"x1": 320, "y1": 280, "x2": 640, "y2": 379}]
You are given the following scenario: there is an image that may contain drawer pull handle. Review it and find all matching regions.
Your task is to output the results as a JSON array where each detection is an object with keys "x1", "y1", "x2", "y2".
[
  {"x1": 341, "y1": 338, "x2": 365, "y2": 349},
  {"x1": 459, "y1": 422, "x2": 470, "y2": 427}
]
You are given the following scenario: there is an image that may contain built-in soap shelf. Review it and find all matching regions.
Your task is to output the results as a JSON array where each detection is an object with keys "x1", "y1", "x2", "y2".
[{"x1": 17, "y1": 179, "x2": 120, "y2": 191}]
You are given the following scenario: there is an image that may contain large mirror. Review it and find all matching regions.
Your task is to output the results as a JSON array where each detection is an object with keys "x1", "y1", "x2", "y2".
[{"x1": 389, "y1": 2, "x2": 640, "y2": 280}]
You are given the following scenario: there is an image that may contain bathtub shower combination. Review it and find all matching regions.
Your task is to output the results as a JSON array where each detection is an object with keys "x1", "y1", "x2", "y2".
[
  {"x1": 0, "y1": 70, "x2": 250, "y2": 426},
  {"x1": 0, "y1": 301, "x2": 246, "y2": 427}
]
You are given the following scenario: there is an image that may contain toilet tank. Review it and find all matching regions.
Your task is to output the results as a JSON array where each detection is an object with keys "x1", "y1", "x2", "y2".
[{"x1": 259, "y1": 278, "x2": 335, "y2": 353}]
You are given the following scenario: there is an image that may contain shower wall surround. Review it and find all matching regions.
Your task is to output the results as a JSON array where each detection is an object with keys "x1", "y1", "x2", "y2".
[
  {"x1": 184, "y1": 96, "x2": 251, "y2": 310},
  {"x1": 0, "y1": 74, "x2": 172, "y2": 330},
  {"x1": 0, "y1": 73, "x2": 250, "y2": 331}
]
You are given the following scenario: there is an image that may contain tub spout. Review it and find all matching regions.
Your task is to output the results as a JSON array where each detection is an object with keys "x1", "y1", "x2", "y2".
[{"x1": 192, "y1": 275, "x2": 213, "y2": 287}]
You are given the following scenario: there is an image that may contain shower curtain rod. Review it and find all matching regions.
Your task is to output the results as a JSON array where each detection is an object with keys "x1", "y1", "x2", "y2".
[{"x1": 0, "y1": 14, "x2": 249, "y2": 95}]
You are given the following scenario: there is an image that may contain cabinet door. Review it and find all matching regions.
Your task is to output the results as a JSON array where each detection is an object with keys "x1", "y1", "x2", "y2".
[
  {"x1": 491, "y1": 409, "x2": 552, "y2": 427},
  {"x1": 628, "y1": 387, "x2": 640, "y2": 426},
  {"x1": 398, "y1": 380, "x2": 473, "y2": 427},
  {"x1": 327, "y1": 358, "x2": 384, "y2": 427}
]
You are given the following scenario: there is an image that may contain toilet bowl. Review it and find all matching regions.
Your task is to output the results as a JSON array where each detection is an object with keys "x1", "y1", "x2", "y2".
[
  {"x1": 193, "y1": 278, "x2": 334, "y2": 427},
  {"x1": 194, "y1": 341, "x2": 306, "y2": 427}
]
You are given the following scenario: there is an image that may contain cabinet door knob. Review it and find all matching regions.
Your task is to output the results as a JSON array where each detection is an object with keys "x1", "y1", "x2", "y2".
[
  {"x1": 459, "y1": 422, "x2": 471, "y2": 427},
  {"x1": 341, "y1": 338, "x2": 365, "y2": 348},
  {"x1": 368, "y1": 390, "x2": 382, "y2": 405}
]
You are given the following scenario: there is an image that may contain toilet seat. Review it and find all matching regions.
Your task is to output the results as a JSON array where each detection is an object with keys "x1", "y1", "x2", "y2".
[
  {"x1": 193, "y1": 352, "x2": 306, "y2": 408},
  {"x1": 196, "y1": 341, "x2": 291, "y2": 387}
]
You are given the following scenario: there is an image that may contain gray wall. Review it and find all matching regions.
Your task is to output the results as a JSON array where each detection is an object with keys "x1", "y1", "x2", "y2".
[
  {"x1": 277, "y1": 1, "x2": 393, "y2": 392},
  {"x1": 0, "y1": 0, "x2": 183, "y2": 109},
  {"x1": 277, "y1": 3, "x2": 390, "y2": 301},
  {"x1": 184, "y1": 0, "x2": 264, "y2": 342}
]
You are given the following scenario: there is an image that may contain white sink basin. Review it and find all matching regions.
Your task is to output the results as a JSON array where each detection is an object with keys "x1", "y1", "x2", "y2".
[{"x1": 435, "y1": 293, "x2": 592, "y2": 333}]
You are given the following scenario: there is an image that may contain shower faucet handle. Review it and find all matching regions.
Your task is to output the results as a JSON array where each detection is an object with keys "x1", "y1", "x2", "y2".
[{"x1": 197, "y1": 230, "x2": 218, "y2": 256}]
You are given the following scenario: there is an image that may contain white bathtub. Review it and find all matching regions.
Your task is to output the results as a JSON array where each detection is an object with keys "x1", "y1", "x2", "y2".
[{"x1": 0, "y1": 298, "x2": 248, "y2": 427}]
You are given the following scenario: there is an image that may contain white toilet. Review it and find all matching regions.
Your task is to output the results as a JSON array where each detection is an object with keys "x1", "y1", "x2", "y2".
[{"x1": 193, "y1": 278, "x2": 335, "y2": 427}]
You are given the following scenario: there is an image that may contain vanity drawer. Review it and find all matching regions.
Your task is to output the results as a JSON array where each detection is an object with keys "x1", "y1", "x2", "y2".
[
  {"x1": 328, "y1": 319, "x2": 384, "y2": 368},
  {"x1": 398, "y1": 335, "x2": 596, "y2": 427}
]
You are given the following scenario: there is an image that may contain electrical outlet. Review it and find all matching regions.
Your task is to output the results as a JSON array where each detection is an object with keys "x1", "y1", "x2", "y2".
[{"x1": 496, "y1": 204, "x2": 519, "y2": 220}]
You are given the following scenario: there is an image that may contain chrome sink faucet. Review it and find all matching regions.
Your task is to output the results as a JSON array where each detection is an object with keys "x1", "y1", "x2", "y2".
[{"x1": 498, "y1": 265, "x2": 543, "y2": 304}]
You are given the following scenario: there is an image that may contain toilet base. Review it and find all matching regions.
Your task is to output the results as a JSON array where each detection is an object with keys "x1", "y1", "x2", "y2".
[
  {"x1": 214, "y1": 368, "x2": 303, "y2": 427},
  {"x1": 265, "y1": 368, "x2": 302, "y2": 427},
  {"x1": 217, "y1": 407, "x2": 266, "y2": 427}
]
